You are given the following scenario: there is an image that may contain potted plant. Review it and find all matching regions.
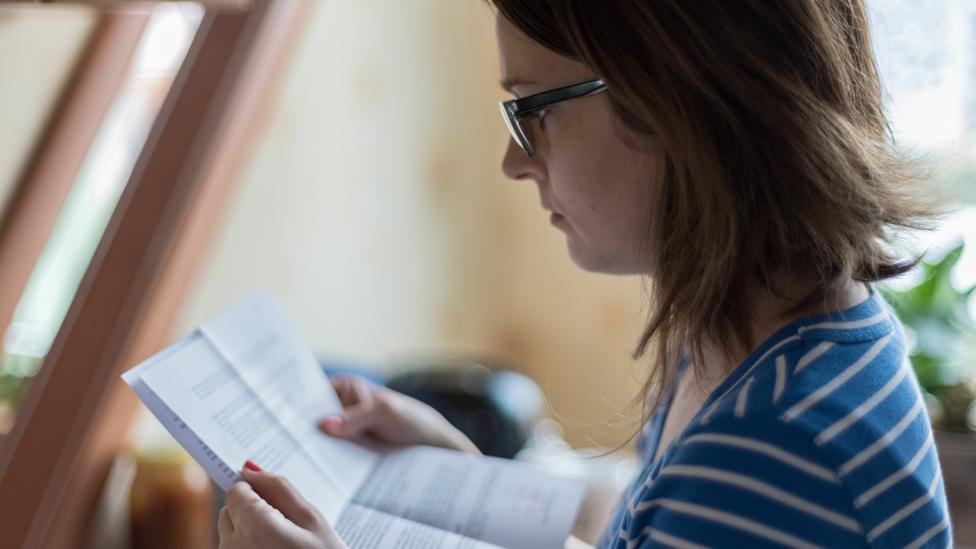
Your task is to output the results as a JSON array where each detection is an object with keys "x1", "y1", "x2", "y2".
[{"x1": 883, "y1": 243, "x2": 976, "y2": 431}]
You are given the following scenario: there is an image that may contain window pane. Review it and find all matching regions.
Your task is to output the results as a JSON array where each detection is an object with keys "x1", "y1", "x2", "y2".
[
  {"x1": 0, "y1": 3, "x2": 203, "y2": 436},
  {"x1": 870, "y1": 0, "x2": 976, "y2": 203},
  {"x1": 869, "y1": 1, "x2": 976, "y2": 305}
]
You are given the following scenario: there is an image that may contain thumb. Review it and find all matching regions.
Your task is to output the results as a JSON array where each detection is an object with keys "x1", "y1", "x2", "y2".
[
  {"x1": 241, "y1": 463, "x2": 322, "y2": 530},
  {"x1": 319, "y1": 404, "x2": 381, "y2": 438}
]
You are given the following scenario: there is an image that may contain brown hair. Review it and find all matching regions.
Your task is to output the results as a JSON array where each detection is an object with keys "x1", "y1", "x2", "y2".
[{"x1": 488, "y1": 1, "x2": 940, "y2": 422}]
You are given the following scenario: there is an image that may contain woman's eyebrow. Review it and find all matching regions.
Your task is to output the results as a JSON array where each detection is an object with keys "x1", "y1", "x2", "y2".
[{"x1": 500, "y1": 77, "x2": 537, "y2": 92}]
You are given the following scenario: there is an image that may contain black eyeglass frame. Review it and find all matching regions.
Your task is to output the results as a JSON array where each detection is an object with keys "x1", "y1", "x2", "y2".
[{"x1": 499, "y1": 78, "x2": 607, "y2": 158}]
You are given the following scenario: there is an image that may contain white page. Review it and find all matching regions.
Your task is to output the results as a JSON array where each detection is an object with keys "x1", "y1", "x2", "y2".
[
  {"x1": 125, "y1": 293, "x2": 586, "y2": 548},
  {"x1": 138, "y1": 335, "x2": 347, "y2": 522},
  {"x1": 352, "y1": 446, "x2": 585, "y2": 549},
  {"x1": 335, "y1": 504, "x2": 504, "y2": 549},
  {"x1": 122, "y1": 336, "x2": 241, "y2": 490},
  {"x1": 199, "y1": 293, "x2": 379, "y2": 497}
]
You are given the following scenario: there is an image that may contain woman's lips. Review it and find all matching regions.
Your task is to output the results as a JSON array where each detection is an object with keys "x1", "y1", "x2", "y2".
[{"x1": 550, "y1": 212, "x2": 566, "y2": 226}]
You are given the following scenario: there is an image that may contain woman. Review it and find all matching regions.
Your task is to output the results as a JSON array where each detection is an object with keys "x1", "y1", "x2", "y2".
[{"x1": 217, "y1": 1, "x2": 952, "y2": 547}]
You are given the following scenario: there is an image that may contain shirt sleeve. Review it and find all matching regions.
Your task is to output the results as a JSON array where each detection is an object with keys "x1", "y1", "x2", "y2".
[{"x1": 620, "y1": 415, "x2": 869, "y2": 549}]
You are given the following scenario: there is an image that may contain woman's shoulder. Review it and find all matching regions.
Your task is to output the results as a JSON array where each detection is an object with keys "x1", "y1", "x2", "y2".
[
  {"x1": 610, "y1": 412, "x2": 867, "y2": 548},
  {"x1": 606, "y1": 293, "x2": 951, "y2": 548},
  {"x1": 689, "y1": 290, "x2": 911, "y2": 452},
  {"x1": 616, "y1": 403, "x2": 948, "y2": 548},
  {"x1": 693, "y1": 288, "x2": 898, "y2": 422}
]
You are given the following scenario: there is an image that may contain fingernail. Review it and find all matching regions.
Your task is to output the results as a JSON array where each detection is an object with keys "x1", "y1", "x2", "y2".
[
  {"x1": 243, "y1": 460, "x2": 263, "y2": 472},
  {"x1": 321, "y1": 416, "x2": 343, "y2": 433}
]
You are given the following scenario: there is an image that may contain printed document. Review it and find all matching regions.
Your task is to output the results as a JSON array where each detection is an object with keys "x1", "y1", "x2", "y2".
[{"x1": 122, "y1": 294, "x2": 585, "y2": 549}]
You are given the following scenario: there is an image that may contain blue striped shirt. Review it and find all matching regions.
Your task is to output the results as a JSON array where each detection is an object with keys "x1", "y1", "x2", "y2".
[{"x1": 598, "y1": 288, "x2": 951, "y2": 548}]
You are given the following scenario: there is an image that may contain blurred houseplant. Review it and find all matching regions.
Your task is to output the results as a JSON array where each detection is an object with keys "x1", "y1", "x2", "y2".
[
  {"x1": 0, "y1": 354, "x2": 42, "y2": 435},
  {"x1": 883, "y1": 243, "x2": 976, "y2": 433}
]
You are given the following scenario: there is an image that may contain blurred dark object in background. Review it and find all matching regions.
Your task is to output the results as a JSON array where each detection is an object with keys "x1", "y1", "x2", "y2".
[
  {"x1": 323, "y1": 358, "x2": 544, "y2": 458},
  {"x1": 386, "y1": 358, "x2": 545, "y2": 458}
]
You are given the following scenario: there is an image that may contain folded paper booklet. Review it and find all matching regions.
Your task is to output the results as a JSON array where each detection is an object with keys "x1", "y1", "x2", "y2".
[{"x1": 122, "y1": 293, "x2": 585, "y2": 549}]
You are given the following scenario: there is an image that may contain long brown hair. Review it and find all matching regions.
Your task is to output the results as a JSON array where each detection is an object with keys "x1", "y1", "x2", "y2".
[{"x1": 488, "y1": 1, "x2": 940, "y2": 422}]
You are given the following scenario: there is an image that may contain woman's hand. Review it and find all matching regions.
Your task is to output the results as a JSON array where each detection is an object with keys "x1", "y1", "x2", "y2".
[
  {"x1": 319, "y1": 376, "x2": 480, "y2": 454},
  {"x1": 218, "y1": 464, "x2": 347, "y2": 549}
]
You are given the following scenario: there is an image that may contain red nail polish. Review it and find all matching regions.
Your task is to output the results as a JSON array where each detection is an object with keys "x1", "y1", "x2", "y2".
[{"x1": 244, "y1": 460, "x2": 263, "y2": 472}]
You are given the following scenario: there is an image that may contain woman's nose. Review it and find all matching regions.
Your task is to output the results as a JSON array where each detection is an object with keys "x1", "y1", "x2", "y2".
[{"x1": 501, "y1": 138, "x2": 544, "y2": 182}]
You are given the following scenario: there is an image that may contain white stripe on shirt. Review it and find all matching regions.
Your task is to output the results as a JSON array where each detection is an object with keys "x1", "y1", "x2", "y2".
[
  {"x1": 773, "y1": 355, "x2": 787, "y2": 403},
  {"x1": 815, "y1": 362, "x2": 910, "y2": 446},
  {"x1": 624, "y1": 527, "x2": 710, "y2": 549},
  {"x1": 783, "y1": 333, "x2": 893, "y2": 422},
  {"x1": 854, "y1": 434, "x2": 934, "y2": 508},
  {"x1": 633, "y1": 498, "x2": 824, "y2": 549},
  {"x1": 797, "y1": 309, "x2": 888, "y2": 334},
  {"x1": 735, "y1": 378, "x2": 754, "y2": 418},
  {"x1": 701, "y1": 335, "x2": 801, "y2": 424},
  {"x1": 839, "y1": 397, "x2": 924, "y2": 476},
  {"x1": 659, "y1": 464, "x2": 862, "y2": 533},
  {"x1": 902, "y1": 516, "x2": 950, "y2": 549},
  {"x1": 794, "y1": 341, "x2": 834, "y2": 374},
  {"x1": 683, "y1": 433, "x2": 839, "y2": 484},
  {"x1": 867, "y1": 474, "x2": 941, "y2": 542}
]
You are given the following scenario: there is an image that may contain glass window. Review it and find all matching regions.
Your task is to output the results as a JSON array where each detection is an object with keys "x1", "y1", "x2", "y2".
[
  {"x1": 0, "y1": 3, "x2": 203, "y2": 435},
  {"x1": 870, "y1": 0, "x2": 976, "y2": 432},
  {"x1": 869, "y1": 0, "x2": 976, "y2": 280}
]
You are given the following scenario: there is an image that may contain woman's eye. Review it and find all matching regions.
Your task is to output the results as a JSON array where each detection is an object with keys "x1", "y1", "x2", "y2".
[{"x1": 534, "y1": 109, "x2": 548, "y2": 128}]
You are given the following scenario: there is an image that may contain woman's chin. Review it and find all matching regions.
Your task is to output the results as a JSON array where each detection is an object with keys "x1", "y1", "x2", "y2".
[
  {"x1": 566, "y1": 240, "x2": 645, "y2": 275},
  {"x1": 566, "y1": 242, "x2": 613, "y2": 274}
]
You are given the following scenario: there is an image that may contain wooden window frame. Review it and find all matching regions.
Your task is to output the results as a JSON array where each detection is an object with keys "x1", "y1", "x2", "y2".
[
  {"x1": 0, "y1": 1, "x2": 309, "y2": 547},
  {"x1": 0, "y1": 6, "x2": 147, "y2": 370}
]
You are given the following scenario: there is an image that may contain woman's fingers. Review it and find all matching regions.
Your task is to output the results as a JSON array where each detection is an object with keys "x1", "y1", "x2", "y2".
[
  {"x1": 322, "y1": 377, "x2": 385, "y2": 438},
  {"x1": 218, "y1": 506, "x2": 234, "y2": 539},
  {"x1": 320, "y1": 402, "x2": 384, "y2": 437},
  {"x1": 330, "y1": 376, "x2": 368, "y2": 407},
  {"x1": 240, "y1": 465, "x2": 323, "y2": 531},
  {"x1": 225, "y1": 480, "x2": 271, "y2": 527},
  {"x1": 221, "y1": 466, "x2": 347, "y2": 548}
]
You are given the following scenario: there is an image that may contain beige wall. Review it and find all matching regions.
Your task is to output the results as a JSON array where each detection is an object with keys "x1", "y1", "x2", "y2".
[{"x1": 178, "y1": 0, "x2": 647, "y2": 448}]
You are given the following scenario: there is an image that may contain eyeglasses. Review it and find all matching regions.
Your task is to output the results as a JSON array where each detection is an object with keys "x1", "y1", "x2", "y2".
[{"x1": 499, "y1": 78, "x2": 607, "y2": 158}]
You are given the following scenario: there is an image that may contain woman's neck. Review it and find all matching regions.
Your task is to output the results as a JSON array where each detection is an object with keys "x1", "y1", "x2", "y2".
[{"x1": 694, "y1": 277, "x2": 869, "y2": 389}]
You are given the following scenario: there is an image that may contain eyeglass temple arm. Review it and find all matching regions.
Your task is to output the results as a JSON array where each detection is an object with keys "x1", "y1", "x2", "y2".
[{"x1": 512, "y1": 79, "x2": 606, "y2": 115}]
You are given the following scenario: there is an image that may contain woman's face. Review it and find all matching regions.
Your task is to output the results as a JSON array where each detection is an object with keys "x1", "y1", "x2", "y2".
[{"x1": 496, "y1": 16, "x2": 664, "y2": 275}]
